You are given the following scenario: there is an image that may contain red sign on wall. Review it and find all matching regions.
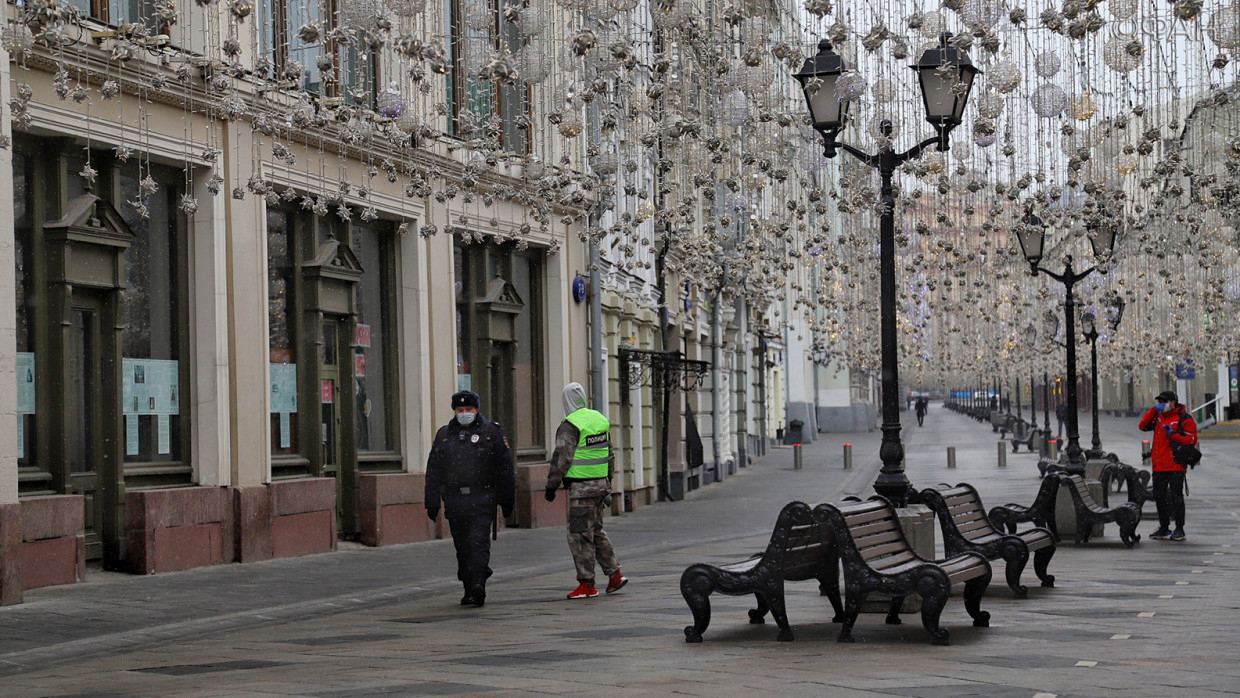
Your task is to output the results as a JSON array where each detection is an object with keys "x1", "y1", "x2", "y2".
[
  {"x1": 354, "y1": 353, "x2": 366, "y2": 378},
  {"x1": 321, "y1": 380, "x2": 334, "y2": 404},
  {"x1": 355, "y1": 324, "x2": 371, "y2": 348}
]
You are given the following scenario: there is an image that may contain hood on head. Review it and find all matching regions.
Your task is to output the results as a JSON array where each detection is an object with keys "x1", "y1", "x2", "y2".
[{"x1": 562, "y1": 382, "x2": 587, "y2": 415}]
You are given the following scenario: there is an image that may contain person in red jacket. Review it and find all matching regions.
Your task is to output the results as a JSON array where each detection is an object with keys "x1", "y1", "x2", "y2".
[{"x1": 1138, "y1": 390, "x2": 1197, "y2": 541}]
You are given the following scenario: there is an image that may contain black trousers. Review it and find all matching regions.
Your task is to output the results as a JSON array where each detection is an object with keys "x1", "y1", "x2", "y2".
[
  {"x1": 1151, "y1": 470, "x2": 1186, "y2": 530},
  {"x1": 448, "y1": 512, "x2": 493, "y2": 585}
]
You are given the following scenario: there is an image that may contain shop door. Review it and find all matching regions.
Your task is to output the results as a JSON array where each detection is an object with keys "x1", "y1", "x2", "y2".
[
  {"x1": 319, "y1": 315, "x2": 358, "y2": 533},
  {"x1": 66, "y1": 293, "x2": 107, "y2": 560}
]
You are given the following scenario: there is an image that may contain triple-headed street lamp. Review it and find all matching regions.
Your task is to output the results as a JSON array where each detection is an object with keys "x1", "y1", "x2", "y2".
[
  {"x1": 1014, "y1": 209, "x2": 1119, "y2": 476},
  {"x1": 795, "y1": 35, "x2": 979, "y2": 507}
]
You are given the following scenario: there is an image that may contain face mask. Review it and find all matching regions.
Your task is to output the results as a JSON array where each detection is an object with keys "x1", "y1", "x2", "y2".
[{"x1": 456, "y1": 412, "x2": 476, "y2": 427}]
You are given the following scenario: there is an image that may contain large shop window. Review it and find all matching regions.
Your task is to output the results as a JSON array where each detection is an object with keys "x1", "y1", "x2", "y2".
[
  {"x1": 446, "y1": 0, "x2": 530, "y2": 154},
  {"x1": 14, "y1": 153, "x2": 36, "y2": 473},
  {"x1": 118, "y1": 161, "x2": 189, "y2": 474},
  {"x1": 351, "y1": 222, "x2": 396, "y2": 455},
  {"x1": 268, "y1": 208, "x2": 302, "y2": 461},
  {"x1": 454, "y1": 241, "x2": 544, "y2": 460}
]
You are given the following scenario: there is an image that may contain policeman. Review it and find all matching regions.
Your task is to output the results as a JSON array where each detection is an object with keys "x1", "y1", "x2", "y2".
[
  {"x1": 545, "y1": 382, "x2": 628, "y2": 599},
  {"x1": 425, "y1": 390, "x2": 515, "y2": 607}
]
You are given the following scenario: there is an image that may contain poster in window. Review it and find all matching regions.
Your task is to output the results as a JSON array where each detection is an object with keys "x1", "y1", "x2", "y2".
[
  {"x1": 16, "y1": 352, "x2": 35, "y2": 414},
  {"x1": 269, "y1": 363, "x2": 298, "y2": 413}
]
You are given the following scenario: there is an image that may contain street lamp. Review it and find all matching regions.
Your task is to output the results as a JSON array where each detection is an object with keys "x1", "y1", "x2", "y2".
[
  {"x1": 1080, "y1": 312, "x2": 1102, "y2": 458},
  {"x1": 795, "y1": 34, "x2": 979, "y2": 507},
  {"x1": 1014, "y1": 209, "x2": 1118, "y2": 475},
  {"x1": 1023, "y1": 323, "x2": 1037, "y2": 427}
]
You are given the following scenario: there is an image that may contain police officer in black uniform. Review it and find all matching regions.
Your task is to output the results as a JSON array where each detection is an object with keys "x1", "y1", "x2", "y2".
[{"x1": 425, "y1": 390, "x2": 515, "y2": 607}]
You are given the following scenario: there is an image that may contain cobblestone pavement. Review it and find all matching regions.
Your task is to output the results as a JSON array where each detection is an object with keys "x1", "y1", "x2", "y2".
[{"x1": 2, "y1": 405, "x2": 1239, "y2": 697}]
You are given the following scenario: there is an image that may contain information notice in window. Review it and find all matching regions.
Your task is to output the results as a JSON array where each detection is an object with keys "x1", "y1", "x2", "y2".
[
  {"x1": 270, "y1": 363, "x2": 298, "y2": 448},
  {"x1": 122, "y1": 358, "x2": 180, "y2": 455}
]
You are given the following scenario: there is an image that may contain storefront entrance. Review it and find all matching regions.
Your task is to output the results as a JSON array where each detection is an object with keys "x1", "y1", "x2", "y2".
[{"x1": 319, "y1": 315, "x2": 353, "y2": 533}]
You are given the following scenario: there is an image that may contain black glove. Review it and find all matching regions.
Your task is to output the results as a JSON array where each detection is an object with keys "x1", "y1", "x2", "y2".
[
  {"x1": 427, "y1": 508, "x2": 438, "y2": 522},
  {"x1": 545, "y1": 487, "x2": 557, "y2": 502}
]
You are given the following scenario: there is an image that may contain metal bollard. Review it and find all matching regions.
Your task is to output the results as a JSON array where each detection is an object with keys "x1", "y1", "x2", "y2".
[
  {"x1": 794, "y1": 443, "x2": 803, "y2": 470},
  {"x1": 997, "y1": 441, "x2": 1007, "y2": 468},
  {"x1": 947, "y1": 446, "x2": 957, "y2": 469},
  {"x1": 843, "y1": 443, "x2": 852, "y2": 470},
  {"x1": 1048, "y1": 439, "x2": 1059, "y2": 462},
  {"x1": 1142, "y1": 439, "x2": 1151, "y2": 466}
]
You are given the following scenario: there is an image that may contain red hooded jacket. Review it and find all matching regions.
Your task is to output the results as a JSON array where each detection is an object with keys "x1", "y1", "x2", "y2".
[{"x1": 1138, "y1": 404, "x2": 1197, "y2": 473}]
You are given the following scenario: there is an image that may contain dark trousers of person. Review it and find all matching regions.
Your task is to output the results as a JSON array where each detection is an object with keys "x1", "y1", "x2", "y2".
[
  {"x1": 916, "y1": 412, "x2": 925, "y2": 426},
  {"x1": 448, "y1": 512, "x2": 493, "y2": 586},
  {"x1": 1151, "y1": 470, "x2": 1186, "y2": 530}
]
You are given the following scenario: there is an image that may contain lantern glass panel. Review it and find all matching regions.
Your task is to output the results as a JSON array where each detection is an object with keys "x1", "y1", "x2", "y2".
[
  {"x1": 1081, "y1": 312, "x2": 1096, "y2": 338},
  {"x1": 1016, "y1": 218, "x2": 1045, "y2": 265},
  {"x1": 918, "y1": 68, "x2": 957, "y2": 121},
  {"x1": 802, "y1": 73, "x2": 844, "y2": 128}
]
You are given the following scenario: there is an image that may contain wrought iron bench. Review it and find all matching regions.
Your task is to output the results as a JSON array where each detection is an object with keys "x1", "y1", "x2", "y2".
[
  {"x1": 990, "y1": 410, "x2": 1010, "y2": 433},
  {"x1": 920, "y1": 483, "x2": 1056, "y2": 597},
  {"x1": 1056, "y1": 473, "x2": 1142, "y2": 547},
  {"x1": 1008, "y1": 419, "x2": 1042, "y2": 453},
  {"x1": 987, "y1": 474, "x2": 1060, "y2": 540},
  {"x1": 680, "y1": 501, "x2": 842, "y2": 643},
  {"x1": 812, "y1": 497, "x2": 991, "y2": 645},
  {"x1": 1100, "y1": 461, "x2": 1152, "y2": 509}
]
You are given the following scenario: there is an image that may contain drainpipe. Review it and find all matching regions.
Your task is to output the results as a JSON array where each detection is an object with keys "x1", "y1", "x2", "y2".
[
  {"x1": 710, "y1": 264, "x2": 726, "y2": 481},
  {"x1": 588, "y1": 238, "x2": 604, "y2": 416}
]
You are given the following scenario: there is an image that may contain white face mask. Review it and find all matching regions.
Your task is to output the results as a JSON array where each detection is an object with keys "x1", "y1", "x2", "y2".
[{"x1": 456, "y1": 412, "x2": 476, "y2": 427}]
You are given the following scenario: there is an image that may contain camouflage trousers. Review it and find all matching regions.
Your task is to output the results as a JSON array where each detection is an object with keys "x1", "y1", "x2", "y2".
[{"x1": 567, "y1": 493, "x2": 619, "y2": 584}]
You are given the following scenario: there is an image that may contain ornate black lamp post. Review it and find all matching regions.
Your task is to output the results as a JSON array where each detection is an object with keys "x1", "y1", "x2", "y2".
[
  {"x1": 1080, "y1": 312, "x2": 1103, "y2": 458},
  {"x1": 1082, "y1": 294, "x2": 1127, "y2": 458},
  {"x1": 795, "y1": 36, "x2": 979, "y2": 507},
  {"x1": 1014, "y1": 210, "x2": 1118, "y2": 475}
]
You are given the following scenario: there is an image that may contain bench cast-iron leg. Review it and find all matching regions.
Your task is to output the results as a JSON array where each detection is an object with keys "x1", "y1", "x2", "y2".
[
  {"x1": 680, "y1": 565, "x2": 714, "y2": 643},
  {"x1": 1000, "y1": 540, "x2": 1030, "y2": 597},
  {"x1": 963, "y1": 572, "x2": 992, "y2": 630},
  {"x1": 837, "y1": 589, "x2": 867, "y2": 643},
  {"x1": 1033, "y1": 547, "x2": 1055, "y2": 587}
]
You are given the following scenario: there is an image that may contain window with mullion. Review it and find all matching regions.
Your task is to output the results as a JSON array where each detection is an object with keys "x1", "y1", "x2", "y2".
[
  {"x1": 263, "y1": 0, "x2": 380, "y2": 99},
  {"x1": 447, "y1": 0, "x2": 529, "y2": 152}
]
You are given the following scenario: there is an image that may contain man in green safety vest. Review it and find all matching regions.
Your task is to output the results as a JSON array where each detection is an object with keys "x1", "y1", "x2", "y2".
[{"x1": 545, "y1": 382, "x2": 628, "y2": 599}]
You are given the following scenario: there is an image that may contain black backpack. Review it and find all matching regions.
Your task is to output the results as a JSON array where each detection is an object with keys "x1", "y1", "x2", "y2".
[{"x1": 1169, "y1": 414, "x2": 1202, "y2": 468}]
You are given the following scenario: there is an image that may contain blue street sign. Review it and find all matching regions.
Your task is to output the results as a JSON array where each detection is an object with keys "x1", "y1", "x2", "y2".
[{"x1": 1175, "y1": 360, "x2": 1196, "y2": 380}]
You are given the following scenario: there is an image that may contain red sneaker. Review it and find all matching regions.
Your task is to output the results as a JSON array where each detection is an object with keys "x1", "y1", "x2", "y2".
[
  {"x1": 605, "y1": 571, "x2": 629, "y2": 594},
  {"x1": 567, "y1": 582, "x2": 598, "y2": 599}
]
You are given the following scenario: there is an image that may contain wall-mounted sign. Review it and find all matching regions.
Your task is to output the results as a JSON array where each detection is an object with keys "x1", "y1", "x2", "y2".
[
  {"x1": 321, "y1": 380, "x2": 335, "y2": 404},
  {"x1": 1175, "y1": 360, "x2": 1196, "y2": 380},
  {"x1": 571, "y1": 276, "x2": 587, "y2": 303},
  {"x1": 355, "y1": 324, "x2": 371, "y2": 348},
  {"x1": 355, "y1": 353, "x2": 366, "y2": 378}
]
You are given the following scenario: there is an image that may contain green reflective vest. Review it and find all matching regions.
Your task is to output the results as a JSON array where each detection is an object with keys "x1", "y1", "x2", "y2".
[{"x1": 565, "y1": 408, "x2": 611, "y2": 480}]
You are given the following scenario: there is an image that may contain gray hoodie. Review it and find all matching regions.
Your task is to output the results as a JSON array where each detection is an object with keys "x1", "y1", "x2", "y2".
[{"x1": 562, "y1": 382, "x2": 587, "y2": 416}]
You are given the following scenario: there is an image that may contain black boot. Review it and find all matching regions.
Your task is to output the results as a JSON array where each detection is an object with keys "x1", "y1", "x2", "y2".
[
  {"x1": 471, "y1": 579, "x2": 486, "y2": 607},
  {"x1": 460, "y1": 579, "x2": 476, "y2": 606}
]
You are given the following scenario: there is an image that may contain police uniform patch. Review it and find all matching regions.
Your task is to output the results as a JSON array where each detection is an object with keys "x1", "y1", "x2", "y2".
[{"x1": 471, "y1": 434, "x2": 480, "y2": 443}]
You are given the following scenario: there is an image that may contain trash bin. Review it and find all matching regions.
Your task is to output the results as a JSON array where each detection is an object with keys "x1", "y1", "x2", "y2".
[{"x1": 785, "y1": 419, "x2": 804, "y2": 445}]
